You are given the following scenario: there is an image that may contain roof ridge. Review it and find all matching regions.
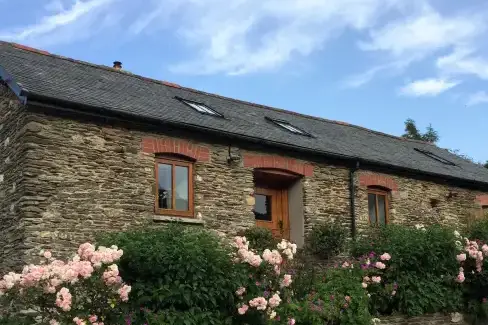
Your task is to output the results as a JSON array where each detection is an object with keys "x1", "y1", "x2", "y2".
[{"x1": 3, "y1": 41, "x2": 433, "y2": 146}]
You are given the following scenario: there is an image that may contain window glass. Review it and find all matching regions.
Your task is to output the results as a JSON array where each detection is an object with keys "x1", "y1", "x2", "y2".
[
  {"x1": 254, "y1": 194, "x2": 272, "y2": 221},
  {"x1": 377, "y1": 194, "x2": 386, "y2": 225},
  {"x1": 175, "y1": 165, "x2": 189, "y2": 211},
  {"x1": 368, "y1": 193, "x2": 377, "y2": 225},
  {"x1": 158, "y1": 163, "x2": 172, "y2": 209}
]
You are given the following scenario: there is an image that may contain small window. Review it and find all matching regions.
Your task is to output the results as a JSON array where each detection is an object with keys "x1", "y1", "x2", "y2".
[
  {"x1": 414, "y1": 148, "x2": 456, "y2": 166},
  {"x1": 254, "y1": 194, "x2": 272, "y2": 221},
  {"x1": 177, "y1": 98, "x2": 223, "y2": 117},
  {"x1": 266, "y1": 117, "x2": 311, "y2": 136},
  {"x1": 368, "y1": 188, "x2": 389, "y2": 226},
  {"x1": 155, "y1": 157, "x2": 194, "y2": 217}
]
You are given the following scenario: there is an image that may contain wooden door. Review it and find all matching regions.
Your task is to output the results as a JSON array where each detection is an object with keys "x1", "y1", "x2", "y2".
[{"x1": 254, "y1": 187, "x2": 290, "y2": 239}]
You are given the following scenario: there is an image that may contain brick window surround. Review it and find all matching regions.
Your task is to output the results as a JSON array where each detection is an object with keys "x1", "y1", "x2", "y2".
[
  {"x1": 359, "y1": 173, "x2": 399, "y2": 192},
  {"x1": 476, "y1": 195, "x2": 488, "y2": 206},
  {"x1": 141, "y1": 137, "x2": 210, "y2": 162},
  {"x1": 243, "y1": 154, "x2": 314, "y2": 177}
]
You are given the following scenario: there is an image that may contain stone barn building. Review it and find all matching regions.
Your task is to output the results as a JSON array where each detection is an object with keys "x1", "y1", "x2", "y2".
[{"x1": 1, "y1": 42, "x2": 488, "y2": 271}]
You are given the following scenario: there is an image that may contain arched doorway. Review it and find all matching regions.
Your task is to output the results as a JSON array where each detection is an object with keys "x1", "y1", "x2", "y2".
[{"x1": 253, "y1": 169, "x2": 302, "y2": 240}]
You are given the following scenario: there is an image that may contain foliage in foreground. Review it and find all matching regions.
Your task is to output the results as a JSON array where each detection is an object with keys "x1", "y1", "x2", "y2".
[
  {"x1": 0, "y1": 244, "x2": 130, "y2": 325},
  {"x1": 305, "y1": 222, "x2": 347, "y2": 260},
  {"x1": 101, "y1": 224, "x2": 246, "y2": 325},
  {"x1": 353, "y1": 224, "x2": 463, "y2": 316}
]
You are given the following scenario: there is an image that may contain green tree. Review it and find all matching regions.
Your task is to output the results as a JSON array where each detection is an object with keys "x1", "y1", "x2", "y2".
[
  {"x1": 484, "y1": 161, "x2": 488, "y2": 169},
  {"x1": 402, "y1": 118, "x2": 439, "y2": 143}
]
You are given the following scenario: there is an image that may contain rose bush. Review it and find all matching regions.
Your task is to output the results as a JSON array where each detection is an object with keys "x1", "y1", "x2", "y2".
[
  {"x1": 232, "y1": 236, "x2": 297, "y2": 325},
  {"x1": 353, "y1": 224, "x2": 463, "y2": 316},
  {"x1": 0, "y1": 243, "x2": 130, "y2": 325},
  {"x1": 453, "y1": 229, "x2": 488, "y2": 323}
]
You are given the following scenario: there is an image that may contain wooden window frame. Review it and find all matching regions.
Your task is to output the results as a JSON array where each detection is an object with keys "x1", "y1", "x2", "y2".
[
  {"x1": 154, "y1": 157, "x2": 194, "y2": 218},
  {"x1": 367, "y1": 188, "x2": 389, "y2": 226}
]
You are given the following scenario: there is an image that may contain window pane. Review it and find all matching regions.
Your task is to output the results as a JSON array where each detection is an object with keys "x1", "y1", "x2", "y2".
[
  {"x1": 188, "y1": 102, "x2": 205, "y2": 113},
  {"x1": 377, "y1": 195, "x2": 387, "y2": 226},
  {"x1": 254, "y1": 194, "x2": 272, "y2": 221},
  {"x1": 368, "y1": 193, "x2": 377, "y2": 225},
  {"x1": 158, "y1": 164, "x2": 172, "y2": 209},
  {"x1": 175, "y1": 166, "x2": 189, "y2": 211}
]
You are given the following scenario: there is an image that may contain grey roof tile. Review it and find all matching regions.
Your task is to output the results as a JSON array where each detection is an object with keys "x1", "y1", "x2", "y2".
[{"x1": 1, "y1": 41, "x2": 488, "y2": 186}]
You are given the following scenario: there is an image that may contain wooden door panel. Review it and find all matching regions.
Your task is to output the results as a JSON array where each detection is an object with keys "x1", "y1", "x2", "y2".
[{"x1": 254, "y1": 188, "x2": 290, "y2": 240}]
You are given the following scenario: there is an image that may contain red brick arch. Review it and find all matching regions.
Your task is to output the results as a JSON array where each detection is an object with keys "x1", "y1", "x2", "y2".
[
  {"x1": 476, "y1": 195, "x2": 488, "y2": 206},
  {"x1": 359, "y1": 173, "x2": 398, "y2": 191},
  {"x1": 243, "y1": 154, "x2": 314, "y2": 177},
  {"x1": 141, "y1": 137, "x2": 210, "y2": 162}
]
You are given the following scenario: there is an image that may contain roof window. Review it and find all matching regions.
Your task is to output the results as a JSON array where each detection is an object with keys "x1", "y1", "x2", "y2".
[
  {"x1": 414, "y1": 148, "x2": 456, "y2": 166},
  {"x1": 178, "y1": 98, "x2": 223, "y2": 117},
  {"x1": 267, "y1": 117, "x2": 311, "y2": 136}
]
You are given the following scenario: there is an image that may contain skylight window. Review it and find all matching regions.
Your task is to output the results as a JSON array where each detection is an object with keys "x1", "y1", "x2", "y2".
[
  {"x1": 414, "y1": 148, "x2": 456, "y2": 166},
  {"x1": 178, "y1": 98, "x2": 223, "y2": 117},
  {"x1": 266, "y1": 117, "x2": 311, "y2": 136}
]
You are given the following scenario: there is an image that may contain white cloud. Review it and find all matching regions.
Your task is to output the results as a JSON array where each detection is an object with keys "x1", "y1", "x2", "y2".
[
  {"x1": 131, "y1": 0, "x2": 406, "y2": 75},
  {"x1": 437, "y1": 47, "x2": 488, "y2": 80},
  {"x1": 359, "y1": 9, "x2": 481, "y2": 57},
  {"x1": 350, "y1": 4, "x2": 487, "y2": 86},
  {"x1": 467, "y1": 91, "x2": 488, "y2": 106},
  {"x1": 399, "y1": 78, "x2": 460, "y2": 97},
  {"x1": 0, "y1": 0, "x2": 115, "y2": 45}
]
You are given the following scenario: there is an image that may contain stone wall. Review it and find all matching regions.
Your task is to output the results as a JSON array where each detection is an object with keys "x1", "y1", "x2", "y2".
[
  {"x1": 16, "y1": 107, "x2": 355, "y2": 259},
  {"x1": 355, "y1": 171, "x2": 486, "y2": 233},
  {"x1": 379, "y1": 313, "x2": 468, "y2": 325},
  {"x1": 1, "y1": 98, "x2": 488, "y2": 266},
  {"x1": 0, "y1": 84, "x2": 27, "y2": 272}
]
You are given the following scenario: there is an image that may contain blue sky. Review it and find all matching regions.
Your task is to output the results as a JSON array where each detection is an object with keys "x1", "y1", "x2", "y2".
[{"x1": 1, "y1": 0, "x2": 487, "y2": 163}]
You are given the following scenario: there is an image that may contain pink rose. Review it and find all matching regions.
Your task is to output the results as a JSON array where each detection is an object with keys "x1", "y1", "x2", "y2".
[
  {"x1": 456, "y1": 253, "x2": 466, "y2": 262},
  {"x1": 236, "y1": 287, "x2": 246, "y2": 296},
  {"x1": 238, "y1": 304, "x2": 249, "y2": 315},
  {"x1": 372, "y1": 276, "x2": 381, "y2": 283},
  {"x1": 89, "y1": 315, "x2": 98, "y2": 323},
  {"x1": 281, "y1": 274, "x2": 292, "y2": 287},
  {"x1": 43, "y1": 251, "x2": 52, "y2": 259},
  {"x1": 362, "y1": 282, "x2": 368, "y2": 288},
  {"x1": 456, "y1": 272, "x2": 465, "y2": 283},
  {"x1": 482, "y1": 244, "x2": 488, "y2": 255},
  {"x1": 380, "y1": 253, "x2": 391, "y2": 261},
  {"x1": 269, "y1": 293, "x2": 282, "y2": 308},
  {"x1": 249, "y1": 297, "x2": 268, "y2": 310},
  {"x1": 288, "y1": 319, "x2": 296, "y2": 325},
  {"x1": 375, "y1": 262, "x2": 386, "y2": 269},
  {"x1": 345, "y1": 296, "x2": 351, "y2": 302}
]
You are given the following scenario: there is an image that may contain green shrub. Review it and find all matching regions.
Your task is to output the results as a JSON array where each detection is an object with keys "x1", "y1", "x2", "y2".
[
  {"x1": 100, "y1": 224, "x2": 247, "y2": 325},
  {"x1": 305, "y1": 222, "x2": 347, "y2": 259},
  {"x1": 286, "y1": 268, "x2": 371, "y2": 325},
  {"x1": 352, "y1": 224, "x2": 462, "y2": 316},
  {"x1": 285, "y1": 251, "x2": 320, "y2": 300},
  {"x1": 468, "y1": 219, "x2": 488, "y2": 242},
  {"x1": 239, "y1": 226, "x2": 278, "y2": 253}
]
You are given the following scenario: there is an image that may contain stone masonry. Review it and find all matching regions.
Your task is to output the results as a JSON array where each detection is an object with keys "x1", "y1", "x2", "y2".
[
  {"x1": 0, "y1": 84, "x2": 27, "y2": 272},
  {"x1": 1, "y1": 84, "x2": 488, "y2": 270}
]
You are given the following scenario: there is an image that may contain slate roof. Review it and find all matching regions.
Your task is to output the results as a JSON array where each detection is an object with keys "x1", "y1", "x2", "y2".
[{"x1": 1, "y1": 41, "x2": 488, "y2": 187}]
